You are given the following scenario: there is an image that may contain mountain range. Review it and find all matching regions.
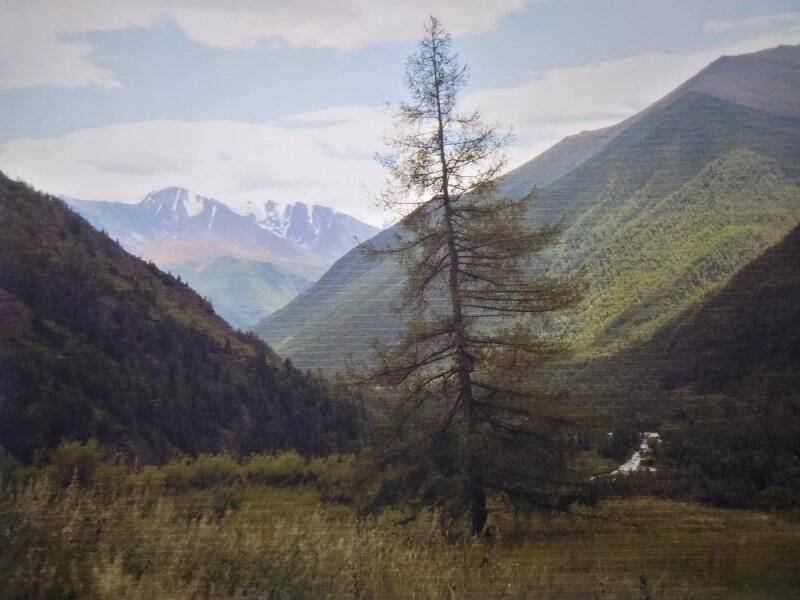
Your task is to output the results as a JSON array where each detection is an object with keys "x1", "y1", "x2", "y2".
[
  {"x1": 255, "y1": 44, "x2": 800, "y2": 371},
  {"x1": 2, "y1": 42, "x2": 799, "y2": 501},
  {"x1": 253, "y1": 200, "x2": 382, "y2": 262},
  {"x1": 65, "y1": 188, "x2": 379, "y2": 329}
]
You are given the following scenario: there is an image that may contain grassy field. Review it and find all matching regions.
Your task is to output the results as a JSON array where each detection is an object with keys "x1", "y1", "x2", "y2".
[{"x1": 2, "y1": 452, "x2": 799, "y2": 599}]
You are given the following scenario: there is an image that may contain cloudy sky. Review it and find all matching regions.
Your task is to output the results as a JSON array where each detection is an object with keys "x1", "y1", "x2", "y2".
[{"x1": 1, "y1": 1, "x2": 798, "y2": 225}]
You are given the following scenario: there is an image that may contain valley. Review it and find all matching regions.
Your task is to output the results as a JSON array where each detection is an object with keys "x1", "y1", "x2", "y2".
[
  {"x1": 4, "y1": 450, "x2": 800, "y2": 599},
  {"x1": 66, "y1": 187, "x2": 378, "y2": 330},
  {"x1": 0, "y1": 10, "x2": 798, "y2": 597}
]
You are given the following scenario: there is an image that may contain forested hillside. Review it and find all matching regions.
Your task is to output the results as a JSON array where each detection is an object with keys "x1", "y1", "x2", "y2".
[
  {"x1": 544, "y1": 93, "x2": 800, "y2": 355},
  {"x1": 257, "y1": 45, "x2": 800, "y2": 370},
  {"x1": 651, "y1": 226, "x2": 800, "y2": 509},
  {"x1": 558, "y1": 225, "x2": 800, "y2": 509},
  {"x1": 0, "y1": 174, "x2": 358, "y2": 462},
  {"x1": 570, "y1": 223, "x2": 800, "y2": 400}
]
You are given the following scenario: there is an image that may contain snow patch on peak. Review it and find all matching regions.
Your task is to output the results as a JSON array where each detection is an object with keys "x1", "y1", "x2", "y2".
[
  {"x1": 264, "y1": 201, "x2": 288, "y2": 236},
  {"x1": 140, "y1": 187, "x2": 209, "y2": 220},
  {"x1": 246, "y1": 200, "x2": 366, "y2": 248},
  {"x1": 184, "y1": 190, "x2": 205, "y2": 218}
]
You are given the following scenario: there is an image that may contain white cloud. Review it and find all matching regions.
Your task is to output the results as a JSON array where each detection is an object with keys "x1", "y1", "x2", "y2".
[
  {"x1": 703, "y1": 11, "x2": 800, "y2": 33},
  {"x1": 0, "y1": 107, "x2": 392, "y2": 225},
  {"x1": 2, "y1": 24, "x2": 798, "y2": 224},
  {"x1": 0, "y1": 0, "x2": 533, "y2": 90},
  {"x1": 462, "y1": 27, "x2": 800, "y2": 168}
]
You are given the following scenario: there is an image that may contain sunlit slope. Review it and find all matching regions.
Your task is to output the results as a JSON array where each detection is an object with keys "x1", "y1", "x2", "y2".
[
  {"x1": 649, "y1": 223, "x2": 800, "y2": 394},
  {"x1": 257, "y1": 47, "x2": 800, "y2": 371},
  {"x1": 566, "y1": 223, "x2": 800, "y2": 429},
  {"x1": 540, "y1": 94, "x2": 800, "y2": 355}
]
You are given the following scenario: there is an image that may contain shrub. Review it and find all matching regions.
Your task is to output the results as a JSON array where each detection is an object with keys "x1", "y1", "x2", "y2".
[
  {"x1": 309, "y1": 453, "x2": 357, "y2": 502},
  {"x1": 243, "y1": 451, "x2": 310, "y2": 485},
  {"x1": 129, "y1": 464, "x2": 166, "y2": 490},
  {"x1": 48, "y1": 440, "x2": 103, "y2": 488},
  {"x1": 0, "y1": 453, "x2": 22, "y2": 489},
  {"x1": 159, "y1": 454, "x2": 241, "y2": 492},
  {"x1": 185, "y1": 453, "x2": 241, "y2": 488}
]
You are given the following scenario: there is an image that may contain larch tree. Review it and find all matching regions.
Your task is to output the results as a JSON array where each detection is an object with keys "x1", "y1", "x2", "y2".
[{"x1": 354, "y1": 16, "x2": 593, "y2": 536}]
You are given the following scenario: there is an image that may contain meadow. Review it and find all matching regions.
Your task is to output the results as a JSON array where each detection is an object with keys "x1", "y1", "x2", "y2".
[{"x1": 2, "y1": 445, "x2": 799, "y2": 600}]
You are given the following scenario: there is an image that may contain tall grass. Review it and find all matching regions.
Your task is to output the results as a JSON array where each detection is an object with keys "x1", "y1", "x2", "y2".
[{"x1": 2, "y1": 446, "x2": 799, "y2": 599}]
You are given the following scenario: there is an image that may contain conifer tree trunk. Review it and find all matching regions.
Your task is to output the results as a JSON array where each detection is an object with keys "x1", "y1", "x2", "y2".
[
  {"x1": 431, "y1": 33, "x2": 486, "y2": 535},
  {"x1": 444, "y1": 165, "x2": 487, "y2": 535}
]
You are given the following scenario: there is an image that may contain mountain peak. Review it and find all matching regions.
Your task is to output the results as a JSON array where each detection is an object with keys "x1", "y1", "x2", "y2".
[
  {"x1": 670, "y1": 43, "x2": 800, "y2": 120},
  {"x1": 285, "y1": 202, "x2": 310, "y2": 218},
  {"x1": 249, "y1": 199, "x2": 380, "y2": 261},
  {"x1": 67, "y1": 187, "x2": 379, "y2": 268},
  {"x1": 140, "y1": 187, "x2": 214, "y2": 220}
]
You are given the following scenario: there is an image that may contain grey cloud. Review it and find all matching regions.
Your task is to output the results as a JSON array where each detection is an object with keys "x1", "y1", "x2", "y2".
[
  {"x1": 232, "y1": 173, "x2": 336, "y2": 194},
  {"x1": 83, "y1": 154, "x2": 196, "y2": 176},
  {"x1": 280, "y1": 118, "x2": 352, "y2": 130}
]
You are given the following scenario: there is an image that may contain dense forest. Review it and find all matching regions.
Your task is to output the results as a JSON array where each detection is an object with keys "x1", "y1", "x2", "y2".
[
  {"x1": 651, "y1": 225, "x2": 800, "y2": 509},
  {"x1": 0, "y1": 173, "x2": 359, "y2": 462},
  {"x1": 566, "y1": 225, "x2": 800, "y2": 510}
]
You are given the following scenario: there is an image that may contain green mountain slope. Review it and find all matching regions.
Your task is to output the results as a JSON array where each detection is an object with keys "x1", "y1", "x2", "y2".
[
  {"x1": 544, "y1": 93, "x2": 800, "y2": 355},
  {"x1": 0, "y1": 174, "x2": 357, "y2": 462},
  {"x1": 169, "y1": 257, "x2": 314, "y2": 330},
  {"x1": 256, "y1": 46, "x2": 800, "y2": 371},
  {"x1": 567, "y1": 221, "x2": 800, "y2": 403}
]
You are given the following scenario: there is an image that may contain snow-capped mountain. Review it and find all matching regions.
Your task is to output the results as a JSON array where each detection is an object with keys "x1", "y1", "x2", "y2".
[
  {"x1": 62, "y1": 187, "x2": 380, "y2": 328},
  {"x1": 65, "y1": 187, "x2": 317, "y2": 266},
  {"x1": 246, "y1": 200, "x2": 380, "y2": 262},
  {"x1": 65, "y1": 187, "x2": 380, "y2": 266},
  {"x1": 141, "y1": 187, "x2": 210, "y2": 220}
]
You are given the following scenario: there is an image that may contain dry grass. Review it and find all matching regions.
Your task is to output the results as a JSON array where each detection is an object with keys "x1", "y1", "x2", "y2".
[{"x1": 3, "y1": 459, "x2": 799, "y2": 600}]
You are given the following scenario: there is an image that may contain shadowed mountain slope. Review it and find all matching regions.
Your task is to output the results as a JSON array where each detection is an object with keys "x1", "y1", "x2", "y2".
[
  {"x1": 650, "y1": 224, "x2": 800, "y2": 395},
  {"x1": 565, "y1": 222, "x2": 800, "y2": 406},
  {"x1": 0, "y1": 174, "x2": 358, "y2": 462}
]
